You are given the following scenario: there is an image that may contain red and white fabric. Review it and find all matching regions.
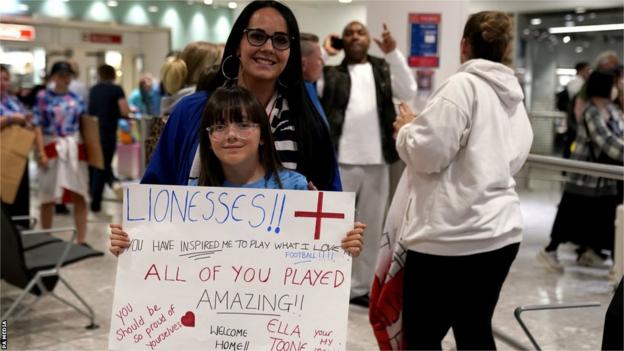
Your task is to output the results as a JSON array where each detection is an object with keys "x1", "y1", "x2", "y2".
[
  {"x1": 369, "y1": 170, "x2": 409, "y2": 350},
  {"x1": 39, "y1": 135, "x2": 89, "y2": 204}
]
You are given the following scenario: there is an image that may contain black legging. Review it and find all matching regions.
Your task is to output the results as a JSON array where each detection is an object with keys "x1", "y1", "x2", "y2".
[
  {"x1": 2, "y1": 168, "x2": 30, "y2": 228},
  {"x1": 602, "y1": 278, "x2": 623, "y2": 351},
  {"x1": 546, "y1": 191, "x2": 619, "y2": 255},
  {"x1": 89, "y1": 138, "x2": 116, "y2": 212},
  {"x1": 403, "y1": 243, "x2": 519, "y2": 350}
]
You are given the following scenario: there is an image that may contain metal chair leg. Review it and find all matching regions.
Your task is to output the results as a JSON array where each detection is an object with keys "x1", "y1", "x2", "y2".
[
  {"x1": 514, "y1": 302, "x2": 601, "y2": 350},
  {"x1": 12, "y1": 294, "x2": 44, "y2": 322},
  {"x1": 1, "y1": 277, "x2": 41, "y2": 321},
  {"x1": 2, "y1": 274, "x2": 99, "y2": 329},
  {"x1": 55, "y1": 276, "x2": 99, "y2": 329}
]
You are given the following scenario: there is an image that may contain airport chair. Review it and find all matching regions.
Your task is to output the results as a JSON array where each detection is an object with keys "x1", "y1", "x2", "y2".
[
  {"x1": 10, "y1": 215, "x2": 37, "y2": 230},
  {"x1": 11, "y1": 215, "x2": 63, "y2": 250},
  {"x1": 491, "y1": 302, "x2": 601, "y2": 350},
  {"x1": 1, "y1": 207, "x2": 103, "y2": 328},
  {"x1": 514, "y1": 302, "x2": 601, "y2": 350}
]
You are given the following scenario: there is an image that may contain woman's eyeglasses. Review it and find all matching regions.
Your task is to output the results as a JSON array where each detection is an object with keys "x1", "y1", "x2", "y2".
[
  {"x1": 206, "y1": 122, "x2": 260, "y2": 140},
  {"x1": 244, "y1": 28, "x2": 292, "y2": 51}
]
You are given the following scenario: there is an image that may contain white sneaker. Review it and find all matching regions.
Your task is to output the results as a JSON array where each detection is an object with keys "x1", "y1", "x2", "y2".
[
  {"x1": 537, "y1": 249, "x2": 564, "y2": 273},
  {"x1": 577, "y1": 249, "x2": 605, "y2": 267}
]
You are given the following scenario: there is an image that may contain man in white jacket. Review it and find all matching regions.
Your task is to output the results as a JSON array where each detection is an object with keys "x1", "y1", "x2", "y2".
[{"x1": 390, "y1": 11, "x2": 533, "y2": 350}]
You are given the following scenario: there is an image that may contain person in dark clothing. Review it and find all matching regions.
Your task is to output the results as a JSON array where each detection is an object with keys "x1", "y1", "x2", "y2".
[
  {"x1": 601, "y1": 278, "x2": 623, "y2": 351},
  {"x1": 560, "y1": 62, "x2": 591, "y2": 159},
  {"x1": 88, "y1": 64, "x2": 130, "y2": 213},
  {"x1": 538, "y1": 71, "x2": 624, "y2": 272}
]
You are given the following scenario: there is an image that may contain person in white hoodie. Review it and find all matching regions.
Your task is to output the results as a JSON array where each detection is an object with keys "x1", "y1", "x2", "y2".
[{"x1": 392, "y1": 11, "x2": 533, "y2": 349}]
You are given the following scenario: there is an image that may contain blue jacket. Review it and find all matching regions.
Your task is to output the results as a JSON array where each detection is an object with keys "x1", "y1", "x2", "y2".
[
  {"x1": 305, "y1": 81, "x2": 342, "y2": 190},
  {"x1": 305, "y1": 81, "x2": 327, "y2": 126},
  {"x1": 142, "y1": 90, "x2": 342, "y2": 191}
]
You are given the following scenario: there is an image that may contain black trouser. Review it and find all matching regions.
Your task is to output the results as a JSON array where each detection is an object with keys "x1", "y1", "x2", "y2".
[
  {"x1": 2, "y1": 168, "x2": 30, "y2": 228},
  {"x1": 403, "y1": 243, "x2": 520, "y2": 350},
  {"x1": 602, "y1": 278, "x2": 623, "y2": 351},
  {"x1": 546, "y1": 191, "x2": 619, "y2": 255},
  {"x1": 89, "y1": 138, "x2": 116, "y2": 212}
]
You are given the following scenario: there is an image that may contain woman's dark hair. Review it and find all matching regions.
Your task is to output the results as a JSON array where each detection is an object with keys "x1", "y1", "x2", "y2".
[
  {"x1": 97, "y1": 64, "x2": 116, "y2": 81},
  {"x1": 206, "y1": 0, "x2": 335, "y2": 190},
  {"x1": 586, "y1": 71, "x2": 615, "y2": 99},
  {"x1": 0, "y1": 65, "x2": 8, "y2": 75},
  {"x1": 198, "y1": 86, "x2": 284, "y2": 188},
  {"x1": 575, "y1": 62, "x2": 589, "y2": 73},
  {"x1": 462, "y1": 11, "x2": 513, "y2": 63}
]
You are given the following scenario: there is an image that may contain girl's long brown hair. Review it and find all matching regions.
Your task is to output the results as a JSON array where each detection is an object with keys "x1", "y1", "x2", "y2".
[{"x1": 198, "y1": 86, "x2": 284, "y2": 188}]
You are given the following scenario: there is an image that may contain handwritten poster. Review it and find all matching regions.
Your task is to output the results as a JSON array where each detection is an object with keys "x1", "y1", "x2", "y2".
[{"x1": 109, "y1": 184, "x2": 355, "y2": 351}]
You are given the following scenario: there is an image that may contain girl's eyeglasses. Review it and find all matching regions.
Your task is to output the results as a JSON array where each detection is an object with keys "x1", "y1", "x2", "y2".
[
  {"x1": 206, "y1": 122, "x2": 260, "y2": 140},
  {"x1": 243, "y1": 28, "x2": 292, "y2": 51}
]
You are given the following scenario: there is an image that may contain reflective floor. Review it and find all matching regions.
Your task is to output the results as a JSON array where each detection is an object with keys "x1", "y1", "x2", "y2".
[{"x1": 1, "y1": 177, "x2": 619, "y2": 350}]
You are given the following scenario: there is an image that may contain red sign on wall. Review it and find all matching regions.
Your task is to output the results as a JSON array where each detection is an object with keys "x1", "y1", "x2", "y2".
[
  {"x1": 82, "y1": 32, "x2": 122, "y2": 44},
  {"x1": 0, "y1": 24, "x2": 35, "y2": 42},
  {"x1": 409, "y1": 56, "x2": 440, "y2": 67}
]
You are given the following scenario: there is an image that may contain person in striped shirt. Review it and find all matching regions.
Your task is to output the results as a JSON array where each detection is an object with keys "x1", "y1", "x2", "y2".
[
  {"x1": 110, "y1": 86, "x2": 365, "y2": 257},
  {"x1": 143, "y1": 1, "x2": 341, "y2": 192}
]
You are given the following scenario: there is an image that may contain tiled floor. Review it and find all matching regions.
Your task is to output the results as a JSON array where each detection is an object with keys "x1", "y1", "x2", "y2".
[{"x1": 1, "y1": 177, "x2": 620, "y2": 350}]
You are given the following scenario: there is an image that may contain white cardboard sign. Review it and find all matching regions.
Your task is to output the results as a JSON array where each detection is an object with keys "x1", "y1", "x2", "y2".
[{"x1": 108, "y1": 184, "x2": 355, "y2": 351}]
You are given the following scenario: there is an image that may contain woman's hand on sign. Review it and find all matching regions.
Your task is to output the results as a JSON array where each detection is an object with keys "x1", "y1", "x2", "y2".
[
  {"x1": 109, "y1": 223, "x2": 131, "y2": 257},
  {"x1": 342, "y1": 221, "x2": 366, "y2": 257}
]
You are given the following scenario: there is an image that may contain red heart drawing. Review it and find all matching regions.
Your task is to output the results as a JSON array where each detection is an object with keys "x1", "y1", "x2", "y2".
[{"x1": 181, "y1": 311, "x2": 195, "y2": 327}]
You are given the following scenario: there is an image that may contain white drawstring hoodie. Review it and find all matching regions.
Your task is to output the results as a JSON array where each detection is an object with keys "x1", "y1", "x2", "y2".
[{"x1": 396, "y1": 59, "x2": 533, "y2": 256}]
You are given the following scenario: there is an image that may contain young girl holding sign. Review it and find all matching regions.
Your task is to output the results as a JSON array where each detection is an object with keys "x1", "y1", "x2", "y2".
[{"x1": 110, "y1": 86, "x2": 364, "y2": 256}]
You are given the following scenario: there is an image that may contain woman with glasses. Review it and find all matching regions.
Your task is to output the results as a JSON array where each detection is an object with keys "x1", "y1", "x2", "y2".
[
  {"x1": 143, "y1": 0, "x2": 341, "y2": 192},
  {"x1": 111, "y1": 86, "x2": 364, "y2": 256}
]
